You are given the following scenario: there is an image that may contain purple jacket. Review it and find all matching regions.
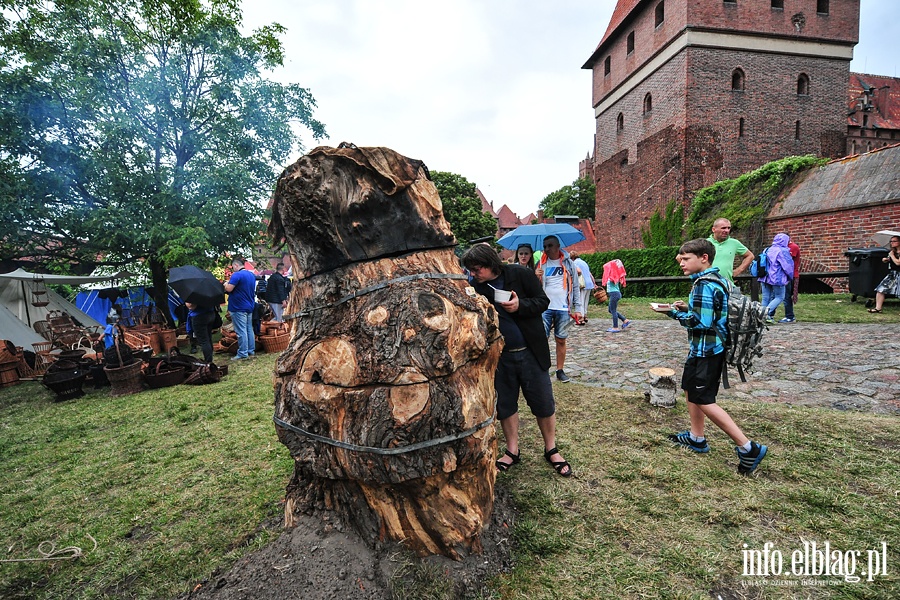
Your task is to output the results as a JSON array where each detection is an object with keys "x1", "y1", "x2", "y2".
[{"x1": 759, "y1": 233, "x2": 794, "y2": 286}]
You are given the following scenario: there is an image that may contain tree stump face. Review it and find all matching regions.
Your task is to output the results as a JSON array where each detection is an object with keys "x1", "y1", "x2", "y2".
[{"x1": 270, "y1": 145, "x2": 503, "y2": 559}]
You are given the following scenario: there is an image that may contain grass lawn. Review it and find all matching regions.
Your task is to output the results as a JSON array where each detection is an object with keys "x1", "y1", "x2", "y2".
[{"x1": 1, "y1": 299, "x2": 898, "y2": 599}]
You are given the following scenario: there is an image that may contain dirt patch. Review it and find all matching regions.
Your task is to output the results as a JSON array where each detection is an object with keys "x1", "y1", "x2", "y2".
[{"x1": 176, "y1": 487, "x2": 517, "y2": 600}]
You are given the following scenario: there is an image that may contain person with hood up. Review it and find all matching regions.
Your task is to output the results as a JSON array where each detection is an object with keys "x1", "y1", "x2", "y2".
[
  {"x1": 757, "y1": 233, "x2": 795, "y2": 323},
  {"x1": 601, "y1": 259, "x2": 632, "y2": 332}
]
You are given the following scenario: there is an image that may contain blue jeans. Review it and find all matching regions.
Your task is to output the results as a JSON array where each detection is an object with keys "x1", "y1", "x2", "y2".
[
  {"x1": 231, "y1": 310, "x2": 254, "y2": 358},
  {"x1": 608, "y1": 291, "x2": 627, "y2": 328},
  {"x1": 782, "y1": 279, "x2": 795, "y2": 319},
  {"x1": 760, "y1": 283, "x2": 786, "y2": 317},
  {"x1": 542, "y1": 309, "x2": 571, "y2": 339}
]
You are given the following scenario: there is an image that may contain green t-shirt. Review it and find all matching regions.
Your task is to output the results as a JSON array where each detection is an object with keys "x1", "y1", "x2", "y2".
[{"x1": 707, "y1": 236, "x2": 749, "y2": 282}]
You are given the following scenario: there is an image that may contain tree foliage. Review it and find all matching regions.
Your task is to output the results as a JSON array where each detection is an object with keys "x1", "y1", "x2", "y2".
[
  {"x1": 0, "y1": 0, "x2": 325, "y2": 321},
  {"x1": 538, "y1": 177, "x2": 596, "y2": 220},
  {"x1": 430, "y1": 171, "x2": 497, "y2": 246}
]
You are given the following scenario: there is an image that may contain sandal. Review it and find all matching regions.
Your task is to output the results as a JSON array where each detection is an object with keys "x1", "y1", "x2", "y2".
[
  {"x1": 496, "y1": 449, "x2": 520, "y2": 472},
  {"x1": 868, "y1": 308, "x2": 882, "y2": 313},
  {"x1": 544, "y1": 447, "x2": 572, "y2": 477}
]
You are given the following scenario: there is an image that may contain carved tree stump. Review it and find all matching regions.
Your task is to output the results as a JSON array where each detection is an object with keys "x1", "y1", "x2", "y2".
[
  {"x1": 647, "y1": 367, "x2": 677, "y2": 408},
  {"x1": 269, "y1": 144, "x2": 503, "y2": 559}
]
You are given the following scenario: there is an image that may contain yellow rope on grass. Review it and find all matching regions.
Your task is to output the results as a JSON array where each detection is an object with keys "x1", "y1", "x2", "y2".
[{"x1": 1, "y1": 534, "x2": 97, "y2": 563}]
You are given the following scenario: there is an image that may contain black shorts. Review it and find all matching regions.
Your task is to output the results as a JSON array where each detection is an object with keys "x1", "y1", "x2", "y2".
[
  {"x1": 495, "y1": 348, "x2": 555, "y2": 420},
  {"x1": 681, "y1": 352, "x2": 726, "y2": 405}
]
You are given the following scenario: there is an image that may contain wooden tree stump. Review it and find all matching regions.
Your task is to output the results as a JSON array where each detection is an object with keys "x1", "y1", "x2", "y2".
[
  {"x1": 647, "y1": 367, "x2": 677, "y2": 408},
  {"x1": 269, "y1": 144, "x2": 503, "y2": 559}
]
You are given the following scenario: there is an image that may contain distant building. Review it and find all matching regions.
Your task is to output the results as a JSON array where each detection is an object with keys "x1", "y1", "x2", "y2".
[
  {"x1": 581, "y1": 0, "x2": 860, "y2": 251},
  {"x1": 846, "y1": 73, "x2": 900, "y2": 156}
]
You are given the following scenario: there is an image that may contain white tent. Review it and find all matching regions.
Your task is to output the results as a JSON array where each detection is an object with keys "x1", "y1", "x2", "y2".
[{"x1": 0, "y1": 268, "x2": 131, "y2": 351}]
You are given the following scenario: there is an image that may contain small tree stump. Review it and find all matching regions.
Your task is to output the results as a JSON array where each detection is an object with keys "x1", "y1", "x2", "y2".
[
  {"x1": 647, "y1": 367, "x2": 677, "y2": 408},
  {"x1": 269, "y1": 144, "x2": 503, "y2": 559}
]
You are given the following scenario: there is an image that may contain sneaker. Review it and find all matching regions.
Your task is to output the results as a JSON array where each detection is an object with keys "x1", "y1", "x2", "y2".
[
  {"x1": 778, "y1": 317, "x2": 795, "y2": 323},
  {"x1": 556, "y1": 369, "x2": 571, "y2": 383},
  {"x1": 736, "y1": 441, "x2": 768, "y2": 474},
  {"x1": 765, "y1": 316, "x2": 775, "y2": 324},
  {"x1": 231, "y1": 355, "x2": 247, "y2": 361},
  {"x1": 667, "y1": 430, "x2": 710, "y2": 453}
]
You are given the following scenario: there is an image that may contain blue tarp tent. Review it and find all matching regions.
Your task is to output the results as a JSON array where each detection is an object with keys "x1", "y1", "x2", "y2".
[{"x1": 75, "y1": 287, "x2": 183, "y2": 326}]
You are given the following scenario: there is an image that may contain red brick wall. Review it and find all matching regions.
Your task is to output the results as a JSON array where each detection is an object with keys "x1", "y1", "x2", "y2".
[
  {"x1": 685, "y1": 47, "x2": 850, "y2": 177},
  {"x1": 686, "y1": 0, "x2": 859, "y2": 43},
  {"x1": 593, "y1": 126, "x2": 687, "y2": 251},
  {"x1": 588, "y1": 0, "x2": 859, "y2": 109},
  {"x1": 587, "y1": 0, "x2": 857, "y2": 251},
  {"x1": 765, "y1": 201, "x2": 900, "y2": 291}
]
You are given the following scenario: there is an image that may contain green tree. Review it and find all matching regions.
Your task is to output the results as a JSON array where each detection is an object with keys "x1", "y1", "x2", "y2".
[
  {"x1": 430, "y1": 171, "x2": 497, "y2": 246},
  {"x1": 0, "y1": 0, "x2": 325, "y2": 322},
  {"x1": 538, "y1": 177, "x2": 596, "y2": 220}
]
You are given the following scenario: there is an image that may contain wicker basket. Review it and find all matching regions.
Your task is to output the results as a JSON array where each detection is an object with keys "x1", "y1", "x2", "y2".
[
  {"x1": 144, "y1": 363, "x2": 185, "y2": 389},
  {"x1": 104, "y1": 360, "x2": 144, "y2": 397},
  {"x1": 0, "y1": 360, "x2": 20, "y2": 388},
  {"x1": 43, "y1": 369, "x2": 87, "y2": 401},
  {"x1": 260, "y1": 332, "x2": 290, "y2": 353}
]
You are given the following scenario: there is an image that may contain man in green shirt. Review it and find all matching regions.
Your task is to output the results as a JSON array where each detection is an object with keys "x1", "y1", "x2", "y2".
[{"x1": 707, "y1": 218, "x2": 755, "y2": 282}]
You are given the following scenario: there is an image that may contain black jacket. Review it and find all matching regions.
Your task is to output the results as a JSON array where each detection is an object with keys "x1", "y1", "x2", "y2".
[
  {"x1": 265, "y1": 272, "x2": 291, "y2": 303},
  {"x1": 474, "y1": 264, "x2": 551, "y2": 371}
]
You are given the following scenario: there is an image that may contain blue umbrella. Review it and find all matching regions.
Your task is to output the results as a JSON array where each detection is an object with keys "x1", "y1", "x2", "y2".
[{"x1": 496, "y1": 223, "x2": 586, "y2": 251}]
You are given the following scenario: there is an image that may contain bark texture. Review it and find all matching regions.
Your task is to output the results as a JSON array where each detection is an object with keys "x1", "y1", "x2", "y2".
[{"x1": 270, "y1": 144, "x2": 503, "y2": 559}]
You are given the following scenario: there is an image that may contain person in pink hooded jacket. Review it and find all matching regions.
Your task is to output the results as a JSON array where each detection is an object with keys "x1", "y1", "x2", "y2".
[{"x1": 601, "y1": 259, "x2": 632, "y2": 333}]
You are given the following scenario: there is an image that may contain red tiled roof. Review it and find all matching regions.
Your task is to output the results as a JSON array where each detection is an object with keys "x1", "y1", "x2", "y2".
[
  {"x1": 847, "y1": 73, "x2": 900, "y2": 130},
  {"x1": 496, "y1": 205, "x2": 521, "y2": 229},
  {"x1": 476, "y1": 188, "x2": 497, "y2": 219},
  {"x1": 521, "y1": 213, "x2": 537, "y2": 225}
]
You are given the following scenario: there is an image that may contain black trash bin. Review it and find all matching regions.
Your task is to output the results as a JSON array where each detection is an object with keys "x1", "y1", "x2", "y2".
[{"x1": 844, "y1": 247, "x2": 889, "y2": 302}]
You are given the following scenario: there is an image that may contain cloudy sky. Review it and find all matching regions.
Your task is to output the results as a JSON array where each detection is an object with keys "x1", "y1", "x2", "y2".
[{"x1": 241, "y1": 0, "x2": 899, "y2": 218}]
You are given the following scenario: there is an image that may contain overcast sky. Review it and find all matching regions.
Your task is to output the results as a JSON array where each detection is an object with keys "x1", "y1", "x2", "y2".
[{"x1": 242, "y1": 0, "x2": 899, "y2": 218}]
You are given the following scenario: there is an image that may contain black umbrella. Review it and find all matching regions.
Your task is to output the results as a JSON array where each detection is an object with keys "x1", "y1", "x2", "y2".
[{"x1": 168, "y1": 266, "x2": 226, "y2": 306}]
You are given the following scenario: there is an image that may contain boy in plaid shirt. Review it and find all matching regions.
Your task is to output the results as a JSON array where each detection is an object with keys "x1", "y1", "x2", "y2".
[{"x1": 652, "y1": 238, "x2": 767, "y2": 475}]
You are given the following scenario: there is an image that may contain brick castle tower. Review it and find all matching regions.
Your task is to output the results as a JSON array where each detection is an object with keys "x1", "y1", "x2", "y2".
[{"x1": 581, "y1": 0, "x2": 860, "y2": 250}]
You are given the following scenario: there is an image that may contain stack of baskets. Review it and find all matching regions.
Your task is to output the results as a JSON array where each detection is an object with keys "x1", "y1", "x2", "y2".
[
  {"x1": 0, "y1": 340, "x2": 21, "y2": 388},
  {"x1": 259, "y1": 322, "x2": 290, "y2": 354}
]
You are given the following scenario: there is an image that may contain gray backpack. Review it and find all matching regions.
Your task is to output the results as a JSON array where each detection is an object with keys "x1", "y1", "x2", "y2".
[{"x1": 694, "y1": 275, "x2": 768, "y2": 388}]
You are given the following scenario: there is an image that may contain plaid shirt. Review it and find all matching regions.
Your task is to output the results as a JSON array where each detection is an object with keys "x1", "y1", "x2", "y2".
[{"x1": 668, "y1": 267, "x2": 727, "y2": 358}]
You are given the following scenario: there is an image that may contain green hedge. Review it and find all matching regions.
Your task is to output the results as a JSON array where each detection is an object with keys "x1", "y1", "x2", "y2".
[{"x1": 581, "y1": 246, "x2": 691, "y2": 300}]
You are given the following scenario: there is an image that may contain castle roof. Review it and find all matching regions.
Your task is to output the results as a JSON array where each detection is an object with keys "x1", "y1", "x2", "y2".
[
  {"x1": 847, "y1": 73, "x2": 900, "y2": 131},
  {"x1": 768, "y1": 144, "x2": 900, "y2": 219}
]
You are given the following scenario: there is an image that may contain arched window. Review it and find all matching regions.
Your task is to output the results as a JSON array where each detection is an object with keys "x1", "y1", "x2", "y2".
[
  {"x1": 655, "y1": 1, "x2": 665, "y2": 27},
  {"x1": 817, "y1": 0, "x2": 829, "y2": 15},
  {"x1": 643, "y1": 93, "x2": 653, "y2": 114},
  {"x1": 731, "y1": 68, "x2": 745, "y2": 91},
  {"x1": 627, "y1": 31, "x2": 635, "y2": 55},
  {"x1": 797, "y1": 73, "x2": 809, "y2": 95},
  {"x1": 604, "y1": 56, "x2": 611, "y2": 76},
  {"x1": 616, "y1": 112, "x2": 624, "y2": 132},
  {"x1": 739, "y1": 117, "x2": 745, "y2": 137}
]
